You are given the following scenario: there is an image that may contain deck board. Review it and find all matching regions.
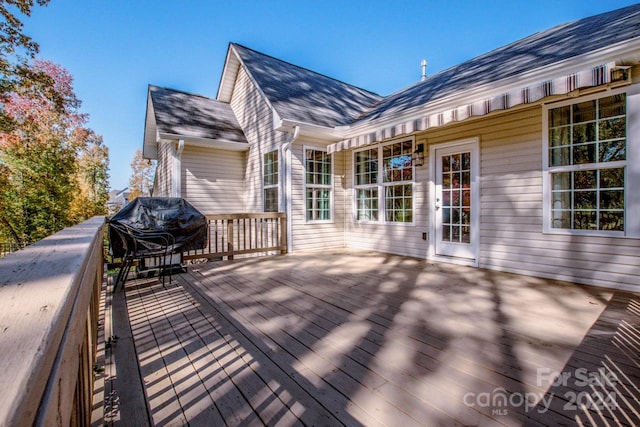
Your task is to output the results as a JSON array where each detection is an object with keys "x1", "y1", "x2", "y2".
[{"x1": 95, "y1": 250, "x2": 640, "y2": 426}]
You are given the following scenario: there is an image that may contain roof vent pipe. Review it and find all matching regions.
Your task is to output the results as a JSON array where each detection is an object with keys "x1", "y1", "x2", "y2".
[{"x1": 421, "y1": 59, "x2": 428, "y2": 81}]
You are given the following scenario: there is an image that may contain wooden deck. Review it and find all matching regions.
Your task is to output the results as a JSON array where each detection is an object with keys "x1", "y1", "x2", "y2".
[{"x1": 93, "y1": 250, "x2": 640, "y2": 426}]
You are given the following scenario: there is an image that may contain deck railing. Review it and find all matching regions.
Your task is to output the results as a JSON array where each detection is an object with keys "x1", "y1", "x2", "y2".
[
  {"x1": 0, "y1": 241, "x2": 20, "y2": 258},
  {"x1": 0, "y1": 216, "x2": 105, "y2": 427},
  {"x1": 184, "y1": 212, "x2": 287, "y2": 261}
]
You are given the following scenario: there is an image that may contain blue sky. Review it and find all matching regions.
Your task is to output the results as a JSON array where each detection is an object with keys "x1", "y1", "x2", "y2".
[{"x1": 23, "y1": 0, "x2": 639, "y2": 190}]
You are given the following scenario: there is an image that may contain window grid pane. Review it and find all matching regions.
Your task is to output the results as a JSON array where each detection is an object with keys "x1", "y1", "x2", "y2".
[
  {"x1": 306, "y1": 150, "x2": 332, "y2": 185},
  {"x1": 263, "y1": 151, "x2": 278, "y2": 186},
  {"x1": 356, "y1": 188, "x2": 378, "y2": 221},
  {"x1": 549, "y1": 94, "x2": 626, "y2": 167},
  {"x1": 548, "y1": 94, "x2": 626, "y2": 232},
  {"x1": 355, "y1": 148, "x2": 378, "y2": 186},
  {"x1": 551, "y1": 168, "x2": 625, "y2": 231},
  {"x1": 383, "y1": 141, "x2": 412, "y2": 183},
  {"x1": 264, "y1": 187, "x2": 278, "y2": 212},
  {"x1": 385, "y1": 184, "x2": 413, "y2": 223}
]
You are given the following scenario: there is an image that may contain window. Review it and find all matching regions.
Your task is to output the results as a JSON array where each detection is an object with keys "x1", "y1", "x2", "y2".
[
  {"x1": 545, "y1": 93, "x2": 626, "y2": 233},
  {"x1": 382, "y1": 140, "x2": 413, "y2": 222},
  {"x1": 263, "y1": 150, "x2": 278, "y2": 212},
  {"x1": 354, "y1": 148, "x2": 378, "y2": 221},
  {"x1": 305, "y1": 148, "x2": 332, "y2": 221},
  {"x1": 354, "y1": 140, "x2": 414, "y2": 223}
]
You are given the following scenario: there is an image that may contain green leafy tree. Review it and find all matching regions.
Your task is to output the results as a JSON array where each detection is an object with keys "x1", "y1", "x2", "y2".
[{"x1": 70, "y1": 130, "x2": 110, "y2": 222}]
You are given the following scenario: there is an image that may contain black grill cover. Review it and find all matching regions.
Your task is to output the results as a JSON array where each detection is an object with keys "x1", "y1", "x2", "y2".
[{"x1": 109, "y1": 197, "x2": 208, "y2": 258}]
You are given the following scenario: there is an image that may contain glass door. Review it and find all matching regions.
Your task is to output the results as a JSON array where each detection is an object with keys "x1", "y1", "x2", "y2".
[{"x1": 434, "y1": 141, "x2": 478, "y2": 260}]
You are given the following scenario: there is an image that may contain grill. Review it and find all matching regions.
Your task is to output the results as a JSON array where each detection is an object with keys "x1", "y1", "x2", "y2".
[{"x1": 108, "y1": 197, "x2": 208, "y2": 290}]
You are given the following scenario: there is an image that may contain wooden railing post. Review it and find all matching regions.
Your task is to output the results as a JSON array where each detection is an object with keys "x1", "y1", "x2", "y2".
[
  {"x1": 227, "y1": 218, "x2": 234, "y2": 260},
  {"x1": 280, "y1": 214, "x2": 287, "y2": 254}
]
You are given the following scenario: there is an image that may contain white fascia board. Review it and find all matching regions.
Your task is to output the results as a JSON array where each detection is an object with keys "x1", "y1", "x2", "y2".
[
  {"x1": 158, "y1": 132, "x2": 249, "y2": 151},
  {"x1": 142, "y1": 91, "x2": 158, "y2": 159},
  {"x1": 217, "y1": 45, "x2": 241, "y2": 102},
  {"x1": 276, "y1": 119, "x2": 346, "y2": 141},
  {"x1": 343, "y1": 37, "x2": 640, "y2": 137}
]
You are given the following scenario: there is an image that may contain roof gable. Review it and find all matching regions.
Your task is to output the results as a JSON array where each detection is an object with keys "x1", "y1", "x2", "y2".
[
  {"x1": 228, "y1": 43, "x2": 382, "y2": 128},
  {"x1": 357, "y1": 3, "x2": 640, "y2": 123}
]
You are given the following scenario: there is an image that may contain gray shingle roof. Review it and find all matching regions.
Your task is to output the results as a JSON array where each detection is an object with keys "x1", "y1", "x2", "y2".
[
  {"x1": 149, "y1": 85, "x2": 247, "y2": 143},
  {"x1": 356, "y1": 3, "x2": 640, "y2": 123},
  {"x1": 231, "y1": 43, "x2": 382, "y2": 128}
]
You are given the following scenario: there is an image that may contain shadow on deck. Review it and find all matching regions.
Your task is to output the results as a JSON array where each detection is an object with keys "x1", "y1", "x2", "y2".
[{"x1": 92, "y1": 250, "x2": 640, "y2": 426}]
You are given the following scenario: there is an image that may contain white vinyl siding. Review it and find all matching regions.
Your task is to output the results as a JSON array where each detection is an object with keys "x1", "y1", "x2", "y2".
[
  {"x1": 290, "y1": 140, "x2": 345, "y2": 252},
  {"x1": 153, "y1": 140, "x2": 174, "y2": 197},
  {"x1": 230, "y1": 66, "x2": 287, "y2": 212},
  {"x1": 180, "y1": 145, "x2": 245, "y2": 214}
]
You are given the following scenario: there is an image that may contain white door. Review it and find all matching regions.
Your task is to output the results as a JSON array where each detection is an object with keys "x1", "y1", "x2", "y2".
[{"x1": 432, "y1": 140, "x2": 479, "y2": 262}]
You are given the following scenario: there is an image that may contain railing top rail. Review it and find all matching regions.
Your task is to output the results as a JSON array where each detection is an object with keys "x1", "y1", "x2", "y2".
[
  {"x1": 0, "y1": 216, "x2": 105, "y2": 426},
  {"x1": 205, "y1": 212, "x2": 286, "y2": 220}
]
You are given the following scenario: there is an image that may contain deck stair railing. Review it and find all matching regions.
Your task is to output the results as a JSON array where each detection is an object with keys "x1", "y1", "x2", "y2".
[{"x1": 184, "y1": 212, "x2": 287, "y2": 261}]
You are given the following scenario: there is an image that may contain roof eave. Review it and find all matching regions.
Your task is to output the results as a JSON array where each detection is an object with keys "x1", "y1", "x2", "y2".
[
  {"x1": 275, "y1": 118, "x2": 347, "y2": 141},
  {"x1": 157, "y1": 132, "x2": 249, "y2": 151}
]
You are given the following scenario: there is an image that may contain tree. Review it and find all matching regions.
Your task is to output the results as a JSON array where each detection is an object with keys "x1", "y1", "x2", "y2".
[
  {"x1": 0, "y1": 59, "x2": 109, "y2": 245},
  {"x1": 70, "y1": 130, "x2": 110, "y2": 222},
  {"x1": 128, "y1": 148, "x2": 155, "y2": 200},
  {"x1": 0, "y1": 1, "x2": 63, "y2": 131}
]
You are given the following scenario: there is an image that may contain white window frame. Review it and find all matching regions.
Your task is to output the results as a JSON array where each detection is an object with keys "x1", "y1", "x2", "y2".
[
  {"x1": 542, "y1": 87, "x2": 639, "y2": 237},
  {"x1": 304, "y1": 146, "x2": 333, "y2": 223},
  {"x1": 353, "y1": 137, "x2": 415, "y2": 225},
  {"x1": 353, "y1": 146, "x2": 379, "y2": 222},
  {"x1": 263, "y1": 149, "x2": 279, "y2": 212}
]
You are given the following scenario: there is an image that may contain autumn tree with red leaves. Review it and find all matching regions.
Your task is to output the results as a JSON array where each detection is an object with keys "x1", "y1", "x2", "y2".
[
  {"x1": 0, "y1": 0, "x2": 64, "y2": 131},
  {"x1": 0, "y1": 59, "x2": 110, "y2": 246}
]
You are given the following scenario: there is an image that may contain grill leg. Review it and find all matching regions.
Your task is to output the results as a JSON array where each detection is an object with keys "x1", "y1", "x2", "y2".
[{"x1": 115, "y1": 258, "x2": 133, "y2": 292}]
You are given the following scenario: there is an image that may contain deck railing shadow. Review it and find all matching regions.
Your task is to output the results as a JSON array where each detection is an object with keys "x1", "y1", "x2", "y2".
[{"x1": 112, "y1": 250, "x2": 639, "y2": 425}]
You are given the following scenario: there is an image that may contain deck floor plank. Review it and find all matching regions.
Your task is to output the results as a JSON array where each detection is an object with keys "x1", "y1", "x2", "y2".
[
  {"x1": 95, "y1": 250, "x2": 640, "y2": 426},
  {"x1": 194, "y1": 260, "x2": 508, "y2": 426}
]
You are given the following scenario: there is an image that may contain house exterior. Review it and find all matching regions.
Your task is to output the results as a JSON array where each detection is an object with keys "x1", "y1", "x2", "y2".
[{"x1": 143, "y1": 4, "x2": 640, "y2": 291}]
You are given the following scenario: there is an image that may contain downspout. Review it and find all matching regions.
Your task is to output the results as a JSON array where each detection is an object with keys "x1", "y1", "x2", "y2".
[
  {"x1": 172, "y1": 139, "x2": 185, "y2": 198},
  {"x1": 343, "y1": 149, "x2": 348, "y2": 248},
  {"x1": 281, "y1": 126, "x2": 300, "y2": 253}
]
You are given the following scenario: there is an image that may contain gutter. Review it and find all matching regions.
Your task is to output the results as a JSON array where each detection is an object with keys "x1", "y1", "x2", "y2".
[
  {"x1": 281, "y1": 126, "x2": 300, "y2": 253},
  {"x1": 172, "y1": 139, "x2": 185, "y2": 197}
]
